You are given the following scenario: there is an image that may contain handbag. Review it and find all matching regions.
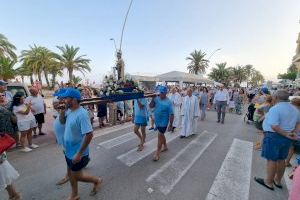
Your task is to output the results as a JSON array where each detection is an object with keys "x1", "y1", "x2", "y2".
[{"x1": 0, "y1": 133, "x2": 16, "y2": 154}]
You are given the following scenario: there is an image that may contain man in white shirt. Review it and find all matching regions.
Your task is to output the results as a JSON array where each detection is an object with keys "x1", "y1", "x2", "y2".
[
  {"x1": 26, "y1": 87, "x2": 47, "y2": 137},
  {"x1": 213, "y1": 84, "x2": 229, "y2": 124}
]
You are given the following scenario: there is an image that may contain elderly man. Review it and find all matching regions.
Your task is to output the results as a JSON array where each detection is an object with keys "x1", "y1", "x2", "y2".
[
  {"x1": 213, "y1": 84, "x2": 229, "y2": 124},
  {"x1": 169, "y1": 87, "x2": 182, "y2": 131},
  {"x1": 0, "y1": 80, "x2": 13, "y2": 103},
  {"x1": 26, "y1": 87, "x2": 46, "y2": 137},
  {"x1": 254, "y1": 90, "x2": 300, "y2": 190},
  {"x1": 180, "y1": 88, "x2": 200, "y2": 138}
]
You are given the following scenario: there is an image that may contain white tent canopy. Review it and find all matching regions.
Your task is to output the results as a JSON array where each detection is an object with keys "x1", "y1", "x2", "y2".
[{"x1": 155, "y1": 71, "x2": 214, "y2": 84}]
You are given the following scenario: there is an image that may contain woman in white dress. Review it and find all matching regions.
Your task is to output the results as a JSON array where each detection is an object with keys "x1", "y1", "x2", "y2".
[
  {"x1": 12, "y1": 92, "x2": 39, "y2": 153},
  {"x1": 0, "y1": 152, "x2": 20, "y2": 200}
]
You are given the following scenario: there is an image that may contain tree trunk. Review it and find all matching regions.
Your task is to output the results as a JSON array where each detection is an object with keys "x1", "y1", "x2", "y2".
[
  {"x1": 68, "y1": 68, "x2": 73, "y2": 83},
  {"x1": 30, "y1": 75, "x2": 34, "y2": 85},
  {"x1": 38, "y1": 72, "x2": 43, "y2": 85},
  {"x1": 51, "y1": 73, "x2": 56, "y2": 89},
  {"x1": 21, "y1": 75, "x2": 24, "y2": 83},
  {"x1": 44, "y1": 72, "x2": 51, "y2": 89}
]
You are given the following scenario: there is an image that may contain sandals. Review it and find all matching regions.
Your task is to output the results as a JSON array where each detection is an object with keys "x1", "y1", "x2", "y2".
[
  {"x1": 273, "y1": 181, "x2": 283, "y2": 189},
  {"x1": 137, "y1": 144, "x2": 144, "y2": 152},
  {"x1": 161, "y1": 148, "x2": 168, "y2": 153},
  {"x1": 152, "y1": 155, "x2": 160, "y2": 162},
  {"x1": 254, "y1": 177, "x2": 274, "y2": 191},
  {"x1": 66, "y1": 196, "x2": 80, "y2": 200},
  {"x1": 56, "y1": 177, "x2": 69, "y2": 186},
  {"x1": 89, "y1": 178, "x2": 103, "y2": 196}
]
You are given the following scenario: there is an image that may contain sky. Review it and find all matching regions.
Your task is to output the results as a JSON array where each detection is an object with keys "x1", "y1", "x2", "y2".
[{"x1": 1, "y1": 0, "x2": 300, "y2": 83}]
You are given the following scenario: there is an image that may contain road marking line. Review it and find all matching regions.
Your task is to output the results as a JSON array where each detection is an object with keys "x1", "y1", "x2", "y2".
[
  {"x1": 117, "y1": 131, "x2": 179, "y2": 167},
  {"x1": 146, "y1": 131, "x2": 217, "y2": 195},
  {"x1": 206, "y1": 139, "x2": 253, "y2": 200},
  {"x1": 98, "y1": 130, "x2": 154, "y2": 149},
  {"x1": 93, "y1": 123, "x2": 133, "y2": 138}
]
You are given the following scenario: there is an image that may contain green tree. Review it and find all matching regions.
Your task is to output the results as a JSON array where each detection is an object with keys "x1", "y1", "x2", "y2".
[
  {"x1": 0, "y1": 33, "x2": 17, "y2": 61},
  {"x1": 208, "y1": 62, "x2": 231, "y2": 85},
  {"x1": 244, "y1": 64, "x2": 254, "y2": 87},
  {"x1": 47, "y1": 61, "x2": 63, "y2": 89},
  {"x1": 72, "y1": 75, "x2": 83, "y2": 85},
  {"x1": 278, "y1": 72, "x2": 297, "y2": 81},
  {"x1": 0, "y1": 57, "x2": 16, "y2": 81},
  {"x1": 250, "y1": 70, "x2": 265, "y2": 86},
  {"x1": 186, "y1": 50, "x2": 209, "y2": 74},
  {"x1": 15, "y1": 64, "x2": 34, "y2": 84},
  {"x1": 229, "y1": 65, "x2": 247, "y2": 84},
  {"x1": 56, "y1": 45, "x2": 91, "y2": 82},
  {"x1": 20, "y1": 45, "x2": 57, "y2": 88}
]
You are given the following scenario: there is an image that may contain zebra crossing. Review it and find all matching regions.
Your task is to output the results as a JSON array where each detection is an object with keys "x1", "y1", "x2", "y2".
[{"x1": 97, "y1": 129, "x2": 254, "y2": 199}]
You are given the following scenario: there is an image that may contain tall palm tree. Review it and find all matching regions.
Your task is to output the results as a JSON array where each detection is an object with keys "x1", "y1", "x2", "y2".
[
  {"x1": 72, "y1": 75, "x2": 83, "y2": 85},
  {"x1": 208, "y1": 62, "x2": 231, "y2": 85},
  {"x1": 47, "y1": 61, "x2": 63, "y2": 89},
  {"x1": 186, "y1": 50, "x2": 209, "y2": 74},
  {"x1": 229, "y1": 65, "x2": 247, "y2": 84},
  {"x1": 20, "y1": 45, "x2": 56, "y2": 88},
  {"x1": 0, "y1": 57, "x2": 16, "y2": 81},
  {"x1": 0, "y1": 33, "x2": 17, "y2": 61},
  {"x1": 56, "y1": 45, "x2": 91, "y2": 82},
  {"x1": 244, "y1": 64, "x2": 254, "y2": 87},
  {"x1": 16, "y1": 64, "x2": 34, "y2": 84}
]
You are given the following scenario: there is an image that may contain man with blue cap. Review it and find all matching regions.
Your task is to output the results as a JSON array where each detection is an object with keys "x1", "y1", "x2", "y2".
[
  {"x1": 150, "y1": 86, "x2": 174, "y2": 161},
  {"x1": 0, "y1": 80, "x2": 13, "y2": 103},
  {"x1": 58, "y1": 88, "x2": 102, "y2": 199}
]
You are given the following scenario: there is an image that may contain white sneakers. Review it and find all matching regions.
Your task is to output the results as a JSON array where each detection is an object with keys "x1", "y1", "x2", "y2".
[
  {"x1": 20, "y1": 144, "x2": 39, "y2": 153},
  {"x1": 20, "y1": 147, "x2": 32, "y2": 153}
]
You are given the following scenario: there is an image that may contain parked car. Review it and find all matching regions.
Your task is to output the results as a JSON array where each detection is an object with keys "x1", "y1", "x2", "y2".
[{"x1": 7, "y1": 82, "x2": 30, "y2": 97}]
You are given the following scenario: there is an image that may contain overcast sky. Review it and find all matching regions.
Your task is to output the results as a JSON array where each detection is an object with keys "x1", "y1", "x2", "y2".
[{"x1": 1, "y1": 0, "x2": 300, "y2": 82}]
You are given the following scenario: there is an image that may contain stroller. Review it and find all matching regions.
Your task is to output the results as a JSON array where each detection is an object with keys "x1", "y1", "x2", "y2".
[{"x1": 244, "y1": 103, "x2": 256, "y2": 124}]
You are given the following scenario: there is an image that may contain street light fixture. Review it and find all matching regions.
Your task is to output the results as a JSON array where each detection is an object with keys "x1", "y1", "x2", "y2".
[{"x1": 110, "y1": 38, "x2": 117, "y2": 52}]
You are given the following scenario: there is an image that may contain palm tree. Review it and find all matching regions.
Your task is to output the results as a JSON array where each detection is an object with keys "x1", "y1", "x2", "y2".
[
  {"x1": 229, "y1": 65, "x2": 247, "y2": 84},
  {"x1": 20, "y1": 45, "x2": 56, "y2": 88},
  {"x1": 0, "y1": 33, "x2": 17, "y2": 61},
  {"x1": 72, "y1": 75, "x2": 83, "y2": 85},
  {"x1": 186, "y1": 50, "x2": 209, "y2": 74},
  {"x1": 250, "y1": 70, "x2": 265, "y2": 86},
  {"x1": 208, "y1": 62, "x2": 231, "y2": 85},
  {"x1": 15, "y1": 64, "x2": 33, "y2": 84},
  {"x1": 0, "y1": 57, "x2": 16, "y2": 81},
  {"x1": 244, "y1": 64, "x2": 254, "y2": 87},
  {"x1": 47, "y1": 61, "x2": 63, "y2": 89},
  {"x1": 56, "y1": 45, "x2": 91, "y2": 82}
]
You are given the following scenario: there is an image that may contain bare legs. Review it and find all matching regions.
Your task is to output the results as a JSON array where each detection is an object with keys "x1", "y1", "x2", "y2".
[
  {"x1": 153, "y1": 133, "x2": 167, "y2": 161},
  {"x1": 265, "y1": 160, "x2": 286, "y2": 187},
  {"x1": 6, "y1": 184, "x2": 20, "y2": 200},
  {"x1": 67, "y1": 168, "x2": 102, "y2": 200},
  {"x1": 20, "y1": 129, "x2": 33, "y2": 149},
  {"x1": 134, "y1": 125, "x2": 146, "y2": 151}
]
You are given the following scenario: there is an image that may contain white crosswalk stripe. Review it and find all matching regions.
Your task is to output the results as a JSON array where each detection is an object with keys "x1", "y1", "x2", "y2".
[
  {"x1": 146, "y1": 131, "x2": 217, "y2": 195},
  {"x1": 117, "y1": 131, "x2": 179, "y2": 167},
  {"x1": 205, "y1": 139, "x2": 253, "y2": 200},
  {"x1": 98, "y1": 130, "x2": 154, "y2": 149}
]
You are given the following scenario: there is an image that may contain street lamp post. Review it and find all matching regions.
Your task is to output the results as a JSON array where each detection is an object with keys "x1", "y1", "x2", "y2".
[
  {"x1": 207, "y1": 48, "x2": 221, "y2": 60},
  {"x1": 119, "y1": 0, "x2": 134, "y2": 52},
  {"x1": 110, "y1": 38, "x2": 117, "y2": 52}
]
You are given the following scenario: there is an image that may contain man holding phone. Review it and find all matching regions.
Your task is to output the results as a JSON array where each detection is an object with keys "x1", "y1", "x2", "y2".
[{"x1": 254, "y1": 89, "x2": 300, "y2": 191}]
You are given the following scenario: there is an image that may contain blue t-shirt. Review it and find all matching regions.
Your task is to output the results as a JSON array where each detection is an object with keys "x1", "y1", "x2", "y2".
[
  {"x1": 53, "y1": 116, "x2": 65, "y2": 146},
  {"x1": 153, "y1": 97, "x2": 174, "y2": 127},
  {"x1": 134, "y1": 99, "x2": 148, "y2": 124},
  {"x1": 263, "y1": 102, "x2": 300, "y2": 132},
  {"x1": 64, "y1": 107, "x2": 93, "y2": 159}
]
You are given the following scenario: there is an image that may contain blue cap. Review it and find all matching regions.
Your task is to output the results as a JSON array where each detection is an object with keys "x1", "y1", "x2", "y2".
[
  {"x1": 58, "y1": 88, "x2": 81, "y2": 100},
  {"x1": 159, "y1": 86, "x2": 168, "y2": 94},
  {"x1": 0, "y1": 80, "x2": 8, "y2": 86},
  {"x1": 261, "y1": 87, "x2": 269, "y2": 94},
  {"x1": 53, "y1": 88, "x2": 68, "y2": 97}
]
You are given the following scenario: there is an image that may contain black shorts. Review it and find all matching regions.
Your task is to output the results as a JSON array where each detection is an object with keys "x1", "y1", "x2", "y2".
[
  {"x1": 65, "y1": 155, "x2": 90, "y2": 172},
  {"x1": 157, "y1": 127, "x2": 167, "y2": 134},
  {"x1": 34, "y1": 113, "x2": 45, "y2": 124}
]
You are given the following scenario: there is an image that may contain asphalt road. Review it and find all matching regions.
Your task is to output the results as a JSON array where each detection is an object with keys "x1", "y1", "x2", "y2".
[{"x1": 0, "y1": 111, "x2": 292, "y2": 200}]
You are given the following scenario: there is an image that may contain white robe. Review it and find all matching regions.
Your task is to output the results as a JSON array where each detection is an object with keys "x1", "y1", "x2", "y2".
[
  {"x1": 168, "y1": 92, "x2": 182, "y2": 128},
  {"x1": 180, "y1": 95, "x2": 200, "y2": 137}
]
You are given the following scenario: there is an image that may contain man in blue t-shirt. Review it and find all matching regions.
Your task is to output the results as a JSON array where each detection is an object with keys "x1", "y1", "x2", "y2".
[
  {"x1": 59, "y1": 88, "x2": 102, "y2": 199},
  {"x1": 133, "y1": 98, "x2": 148, "y2": 151},
  {"x1": 150, "y1": 86, "x2": 174, "y2": 161}
]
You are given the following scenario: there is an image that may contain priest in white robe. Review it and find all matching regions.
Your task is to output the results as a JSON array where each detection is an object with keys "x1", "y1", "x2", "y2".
[
  {"x1": 168, "y1": 87, "x2": 182, "y2": 131},
  {"x1": 180, "y1": 88, "x2": 200, "y2": 138}
]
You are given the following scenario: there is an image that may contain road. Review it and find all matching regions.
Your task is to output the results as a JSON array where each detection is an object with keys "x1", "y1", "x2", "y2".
[{"x1": 0, "y1": 110, "x2": 292, "y2": 200}]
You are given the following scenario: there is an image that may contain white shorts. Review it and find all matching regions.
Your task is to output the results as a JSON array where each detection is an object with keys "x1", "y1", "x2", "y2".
[{"x1": 17, "y1": 119, "x2": 37, "y2": 132}]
